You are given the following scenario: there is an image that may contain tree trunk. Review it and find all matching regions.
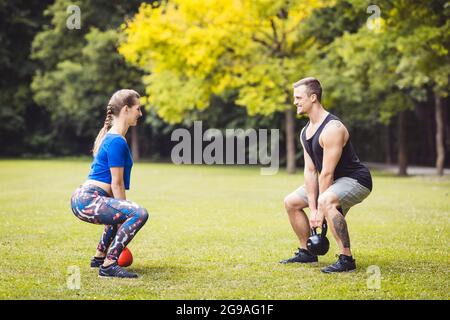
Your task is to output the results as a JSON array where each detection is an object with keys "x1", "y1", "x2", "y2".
[
  {"x1": 426, "y1": 98, "x2": 435, "y2": 166},
  {"x1": 285, "y1": 108, "x2": 296, "y2": 174},
  {"x1": 385, "y1": 123, "x2": 392, "y2": 164},
  {"x1": 397, "y1": 111, "x2": 408, "y2": 176},
  {"x1": 131, "y1": 125, "x2": 140, "y2": 160},
  {"x1": 445, "y1": 97, "x2": 450, "y2": 152},
  {"x1": 435, "y1": 93, "x2": 445, "y2": 176}
]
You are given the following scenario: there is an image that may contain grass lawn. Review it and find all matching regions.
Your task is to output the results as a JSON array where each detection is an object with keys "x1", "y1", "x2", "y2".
[{"x1": 0, "y1": 159, "x2": 449, "y2": 299}]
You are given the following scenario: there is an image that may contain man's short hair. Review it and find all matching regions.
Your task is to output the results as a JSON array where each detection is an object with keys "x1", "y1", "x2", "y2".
[{"x1": 293, "y1": 77, "x2": 322, "y2": 102}]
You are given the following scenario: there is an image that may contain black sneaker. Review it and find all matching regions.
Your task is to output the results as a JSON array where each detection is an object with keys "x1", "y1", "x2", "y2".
[
  {"x1": 90, "y1": 256, "x2": 105, "y2": 268},
  {"x1": 99, "y1": 262, "x2": 138, "y2": 278},
  {"x1": 321, "y1": 254, "x2": 356, "y2": 273},
  {"x1": 280, "y1": 248, "x2": 318, "y2": 264}
]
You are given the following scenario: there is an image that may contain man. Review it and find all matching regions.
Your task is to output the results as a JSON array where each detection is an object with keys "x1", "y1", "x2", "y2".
[{"x1": 281, "y1": 77, "x2": 372, "y2": 273}]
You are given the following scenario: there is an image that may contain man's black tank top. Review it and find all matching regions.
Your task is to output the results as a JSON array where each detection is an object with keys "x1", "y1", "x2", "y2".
[{"x1": 301, "y1": 113, "x2": 372, "y2": 191}]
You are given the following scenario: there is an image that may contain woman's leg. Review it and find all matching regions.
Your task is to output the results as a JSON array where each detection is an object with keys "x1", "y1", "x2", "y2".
[
  {"x1": 95, "y1": 225, "x2": 119, "y2": 258},
  {"x1": 100, "y1": 199, "x2": 149, "y2": 266},
  {"x1": 71, "y1": 186, "x2": 149, "y2": 263}
]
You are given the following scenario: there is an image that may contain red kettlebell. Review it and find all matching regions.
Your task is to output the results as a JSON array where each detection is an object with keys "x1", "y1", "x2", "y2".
[{"x1": 118, "y1": 247, "x2": 133, "y2": 267}]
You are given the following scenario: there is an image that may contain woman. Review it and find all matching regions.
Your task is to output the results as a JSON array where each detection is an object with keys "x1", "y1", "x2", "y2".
[{"x1": 70, "y1": 89, "x2": 148, "y2": 278}]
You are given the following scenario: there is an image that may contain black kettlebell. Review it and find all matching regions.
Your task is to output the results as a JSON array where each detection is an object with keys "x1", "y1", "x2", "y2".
[{"x1": 306, "y1": 221, "x2": 330, "y2": 256}]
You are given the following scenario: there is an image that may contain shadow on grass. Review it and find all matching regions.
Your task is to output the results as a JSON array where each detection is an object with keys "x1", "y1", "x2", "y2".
[
  {"x1": 352, "y1": 254, "x2": 442, "y2": 276},
  {"x1": 280, "y1": 253, "x2": 436, "y2": 276},
  {"x1": 128, "y1": 264, "x2": 196, "y2": 280}
]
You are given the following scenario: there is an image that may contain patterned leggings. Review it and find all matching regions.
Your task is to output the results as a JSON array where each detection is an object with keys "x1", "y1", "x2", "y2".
[{"x1": 70, "y1": 184, "x2": 149, "y2": 261}]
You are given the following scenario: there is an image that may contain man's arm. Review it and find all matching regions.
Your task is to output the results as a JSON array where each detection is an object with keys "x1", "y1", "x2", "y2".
[
  {"x1": 319, "y1": 121, "x2": 346, "y2": 194},
  {"x1": 110, "y1": 167, "x2": 126, "y2": 200},
  {"x1": 300, "y1": 129, "x2": 319, "y2": 215},
  {"x1": 308, "y1": 121, "x2": 346, "y2": 228}
]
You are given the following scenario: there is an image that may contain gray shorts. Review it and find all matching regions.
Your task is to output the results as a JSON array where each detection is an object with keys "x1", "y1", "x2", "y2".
[{"x1": 295, "y1": 177, "x2": 371, "y2": 215}]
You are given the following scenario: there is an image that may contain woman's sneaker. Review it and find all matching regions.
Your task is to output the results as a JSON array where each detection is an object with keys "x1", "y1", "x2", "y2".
[
  {"x1": 90, "y1": 256, "x2": 105, "y2": 269},
  {"x1": 321, "y1": 254, "x2": 356, "y2": 273},
  {"x1": 280, "y1": 248, "x2": 318, "y2": 264},
  {"x1": 99, "y1": 262, "x2": 138, "y2": 278}
]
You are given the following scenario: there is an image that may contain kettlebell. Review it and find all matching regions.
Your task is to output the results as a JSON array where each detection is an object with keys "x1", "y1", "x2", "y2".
[{"x1": 306, "y1": 221, "x2": 330, "y2": 256}]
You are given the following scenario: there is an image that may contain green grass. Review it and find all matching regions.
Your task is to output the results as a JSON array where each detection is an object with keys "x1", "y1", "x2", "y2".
[{"x1": 0, "y1": 159, "x2": 449, "y2": 299}]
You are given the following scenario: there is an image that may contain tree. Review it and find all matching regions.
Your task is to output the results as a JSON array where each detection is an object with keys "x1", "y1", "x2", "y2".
[
  {"x1": 390, "y1": 0, "x2": 450, "y2": 175},
  {"x1": 31, "y1": 0, "x2": 145, "y2": 156},
  {"x1": 119, "y1": 0, "x2": 332, "y2": 173},
  {"x1": 308, "y1": 0, "x2": 449, "y2": 175},
  {"x1": 308, "y1": 14, "x2": 413, "y2": 175},
  {"x1": 0, "y1": 0, "x2": 53, "y2": 155}
]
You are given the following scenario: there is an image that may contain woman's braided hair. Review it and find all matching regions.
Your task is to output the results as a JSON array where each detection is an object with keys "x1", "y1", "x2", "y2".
[
  {"x1": 92, "y1": 89, "x2": 140, "y2": 156},
  {"x1": 104, "y1": 104, "x2": 114, "y2": 130}
]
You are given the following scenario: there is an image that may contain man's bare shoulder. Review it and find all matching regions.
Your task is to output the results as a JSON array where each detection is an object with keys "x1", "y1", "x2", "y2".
[
  {"x1": 320, "y1": 120, "x2": 347, "y2": 146},
  {"x1": 324, "y1": 119, "x2": 346, "y2": 132}
]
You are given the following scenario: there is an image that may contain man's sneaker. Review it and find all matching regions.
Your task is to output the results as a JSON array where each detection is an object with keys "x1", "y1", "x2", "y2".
[
  {"x1": 321, "y1": 254, "x2": 356, "y2": 273},
  {"x1": 280, "y1": 248, "x2": 318, "y2": 264},
  {"x1": 99, "y1": 262, "x2": 138, "y2": 278},
  {"x1": 90, "y1": 256, "x2": 105, "y2": 268}
]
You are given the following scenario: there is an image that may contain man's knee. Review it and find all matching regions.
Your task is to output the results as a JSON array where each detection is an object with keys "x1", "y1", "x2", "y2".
[
  {"x1": 318, "y1": 192, "x2": 339, "y2": 216},
  {"x1": 284, "y1": 193, "x2": 307, "y2": 212},
  {"x1": 283, "y1": 195, "x2": 291, "y2": 209}
]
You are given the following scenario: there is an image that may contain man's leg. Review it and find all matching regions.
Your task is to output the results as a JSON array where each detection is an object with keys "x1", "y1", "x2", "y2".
[
  {"x1": 280, "y1": 187, "x2": 318, "y2": 264},
  {"x1": 284, "y1": 192, "x2": 310, "y2": 249},
  {"x1": 318, "y1": 191, "x2": 356, "y2": 273},
  {"x1": 318, "y1": 177, "x2": 371, "y2": 273},
  {"x1": 317, "y1": 191, "x2": 351, "y2": 256}
]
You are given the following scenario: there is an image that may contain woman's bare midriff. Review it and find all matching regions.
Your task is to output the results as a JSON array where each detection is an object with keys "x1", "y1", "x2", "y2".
[{"x1": 83, "y1": 179, "x2": 113, "y2": 197}]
